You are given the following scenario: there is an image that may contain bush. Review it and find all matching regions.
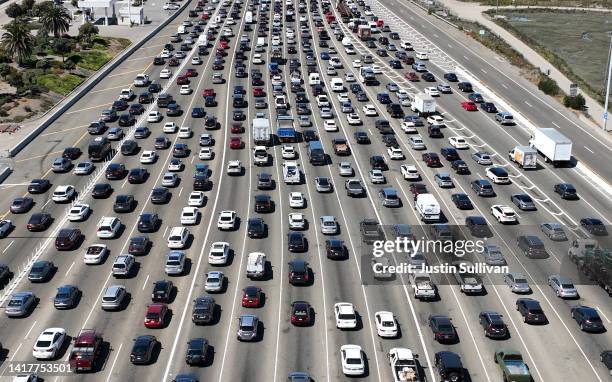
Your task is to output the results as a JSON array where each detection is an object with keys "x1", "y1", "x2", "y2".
[
  {"x1": 24, "y1": 106, "x2": 32, "y2": 112},
  {"x1": 564, "y1": 94, "x2": 586, "y2": 110},
  {"x1": 538, "y1": 77, "x2": 560, "y2": 96}
]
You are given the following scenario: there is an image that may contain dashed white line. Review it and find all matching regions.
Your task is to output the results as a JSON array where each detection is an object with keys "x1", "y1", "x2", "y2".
[
  {"x1": 65, "y1": 261, "x2": 75, "y2": 276},
  {"x1": 121, "y1": 178, "x2": 129, "y2": 189},
  {"x1": 551, "y1": 121, "x2": 561, "y2": 128},
  {"x1": 142, "y1": 274, "x2": 150, "y2": 291},
  {"x1": 524, "y1": 101, "x2": 533, "y2": 107},
  {"x1": 104, "y1": 343, "x2": 123, "y2": 382},
  {"x1": 501, "y1": 83, "x2": 508, "y2": 89},
  {"x1": 42, "y1": 199, "x2": 52, "y2": 208},
  {"x1": 178, "y1": 186, "x2": 183, "y2": 197},
  {"x1": 481, "y1": 68, "x2": 487, "y2": 74},
  {"x1": 24, "y1": 321, "x2": 37, "y2": 339},
  {"x1": 463, "y1": 55, "x2": 469, "y2": 60},
  {"x1": 2, "y1": 240, "x2": 14, "y2": 253},
  {"x1": 163, "y1": 225, "x2": 168, "y2": 237},
  {"x1": 584, "y1": 146, "x2": 594, "y2": 154}
]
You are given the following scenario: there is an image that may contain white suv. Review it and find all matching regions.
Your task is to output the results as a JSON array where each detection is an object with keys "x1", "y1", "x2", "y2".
[{"x1": 96, "y1": 217, "x2": 121, "y2": 239}]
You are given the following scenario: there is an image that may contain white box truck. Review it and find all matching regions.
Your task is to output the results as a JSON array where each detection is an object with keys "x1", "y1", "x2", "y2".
[
  {"x1": 252, "y1": 116, "x2": 271, "y2": 146},
  {"x1": 415, "y1": 193, "x2": 440, "y2": 222},
  {"x1": 410, "y1": 93, "x2": 436, "y2": 117},
  {"x1": 528, "y1": 128, "x2": 572, "y2": 166},
  {"x1": 508, "y1": 146, "x2": 537, "y2": 169}
]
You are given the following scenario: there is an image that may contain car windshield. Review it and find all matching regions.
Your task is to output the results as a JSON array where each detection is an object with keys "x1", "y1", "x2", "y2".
[
  {"x1": 346, "y1": 357, "x2": 361, "y2": 364},
  {"x1": 438, "y1": 324, "x2": 453, "y2": 332},
  {"x1": 208, "y1": 277, "x2": 220, "y2": 283},
  {"x1": 515, "y1": 278, "x2": 528, "y2": 284},
  {"x1": 36, "y1": 340, "x2": 52, "y2": 347},
  {"x1": 8, "y1": 299, "x2": 22, "y2": 307},
  {"x1": 146, "y1": 312, "x2": 160, "y2": 319}
]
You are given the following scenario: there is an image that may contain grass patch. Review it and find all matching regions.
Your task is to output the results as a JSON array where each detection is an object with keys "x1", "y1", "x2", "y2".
[
  {"x1": 458, "y1": 0, "x2": 612, "y2": 6},
  {"x1": 37, "y1": 73, "x2": 83, "y2": 95},
  {"x1": 70, "y1": 51, "x2": 112, "y2": 71}
]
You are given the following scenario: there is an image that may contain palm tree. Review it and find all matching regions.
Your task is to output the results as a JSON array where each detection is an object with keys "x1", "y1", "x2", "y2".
[
  {"x1": 39, "y1": 5, "x2": 71, "y2": 38},
  {"x1": 1, "y1": 18, "x2": 34, "y2": 64}
]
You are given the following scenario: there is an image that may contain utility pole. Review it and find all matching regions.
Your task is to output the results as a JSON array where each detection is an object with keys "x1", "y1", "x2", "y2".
[{"x1": 604, "y1": 33, "x2": 612, "y2": 131}]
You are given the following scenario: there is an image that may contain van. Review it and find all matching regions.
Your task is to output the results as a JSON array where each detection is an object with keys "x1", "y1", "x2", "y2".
[
  {"x1": 256, "y1": 37, "x2": 265, "y2": 47},
  {"x1": 330, "y1": 78, "x2": 344, "y2": 92},
  {"x1": 309, "y1": 72, "x2": 320, "y2": 86},
  {"x1": 178, "y1": 25, "x2": 186, "y2": 34},
  {"x1": 167, "y1": 226, "x2": 189, "y2": 249}
]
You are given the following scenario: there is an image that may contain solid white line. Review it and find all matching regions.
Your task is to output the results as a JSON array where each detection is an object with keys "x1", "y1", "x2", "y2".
[
  {"x1": 142, "y1": 274, "x2": 150, "y2": 291},
  {"x1": 65, "y1": 261, "x2": 75, "y2": 276},
  {"x1": 24, "y1": 320, "x2": 37, "y2": 339},
  {"x1": 104, "y1": 343, "x2": 123, "y2": 382},
  {"x1": 2, "y1": 240, "x2": 14, "y2": 254},
  {"x1": 596, "y1": 306, "x2": 610, "y2": 323},
  {"x1": 584, "y1": 145, "x2": 594, "y2": 153}
]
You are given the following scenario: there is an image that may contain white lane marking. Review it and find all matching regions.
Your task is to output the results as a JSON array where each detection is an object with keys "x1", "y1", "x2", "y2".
[
  {"x1": 163, "y1": 225, "x2": 168, "y2": 237},
  {"x1": 524, "y1": 100, "x2": 533, "y2": 107},
  {"x1": 481, "y1": 68, "x2": 487, "y2": 74},
  {"x1": 584, "y1": 145, "x2": 594, "y2": 153},
  {"x1": 107, "y1": 68, "x2": 146, "y2": 78},
  {"x1": 552, "y1": 121, "x2": 561, "y2": 128},
  {"x1": 65, "y1": 261, "x2": 75, "y2": 276},
  {"x1": 190, "y1": 156, "x2": 195, "y2": 164},
  {"x1": 89, "y1": 84, "x2": 132, "y2": 94},
  {"x1": 142, "y1": 274, "x2": 150, "y2": 291},
  {"x1": 42, "y1": 199, "x2": 52, "y2": 208},
  {"x1": 41, "y1": 124, "x2": 88, "y2": 136},
  {"x1": 64, "y1": 102, "x2": 112, "y2": 114},
  {"x1": 596, "y1": 306, "x2": 610, "y2": 323},
  {"x1": 178, "y1": 186, "x2": 183, "y2": 197},
  {"x1": 3, "y1": 240, "x2": 14, "y2": 253},
  {"x1": 463, "y1": 55, "x2": 469, "y2": 60},
  {"x1": 121, "y1": 178, "x2": 129, "y2": 189},
  {"x1": 24, "y1": 320, "x2": 37, "y2": 339},
  {"x1": 8, "y1": 343, "x2": 21, "y2": 361},
  {"x1": 104, "y1": 343, "x2": 123, "y2": 382},
  {"x1": 433, "y1": 33, "x2": 439, "y2": 38},
  {"x1": 501, "y1": 83, "x2": 508, "y2": 89}
]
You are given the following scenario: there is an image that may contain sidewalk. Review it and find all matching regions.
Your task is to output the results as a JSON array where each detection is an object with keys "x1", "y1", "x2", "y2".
[{"x1": 438, "y1": 0, "x2": 610, "y2": 133}]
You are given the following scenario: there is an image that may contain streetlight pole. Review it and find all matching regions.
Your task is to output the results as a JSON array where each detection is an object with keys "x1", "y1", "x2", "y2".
[{"x1": 603, "y1": 33, "x2": 612, "y2": 131}]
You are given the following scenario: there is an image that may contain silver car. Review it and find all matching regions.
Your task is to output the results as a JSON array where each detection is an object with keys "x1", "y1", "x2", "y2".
[
  {"x1": 548, "y1": 274, "x2": 578, "y2": 298},
  {"x1": 434, "y1": 173, "x2": 454, "y2": 188},
  {"x1": 369, "y1": 169, "x2": 385, "y2": 184},
  {"x1": 471, "y1": 151, "x2": 493, "y2": 165},
  {"x1": 73, "y1": 162, "x2": 94, "y2": 175},
  {"x1": 237, "y1": 314, "x2": 259, "y2": 341},
  {"x1": 314, "y1": 177, "x2": 333, "y2": 192},
  {"x1": 482, "y1": 244, "x2": 506, "y2": 266},
  {"x1": 112, "y1": 255, "x2": 135, "y2": 277},
  {"x1": 408, "y1": 136, "x2": 426, "y2": 150},
  {"x1": 540, "y1": 222, "x2": 567, "y2": 241},
  {"x1": 165, "y1": 251, "x2": 186, "y2": 275},
  {"x1": 5, "y1": 291, "x2": 35, "y2": 317},
  {"x1": 204, "y1": 271, "x2": 224, "y2": 292},
  {"x1": 101, "y1": 285, "x2": 127, "y2": 310},
  {"x1": 52, "y1": 157, "x2": 71, "y2": 172},
  {"x1": 504, "y1": 272, "x2": 531, "y2": 293},
  {"x1": 337, "y1": 162, "x2": 353, "y2": 176}
]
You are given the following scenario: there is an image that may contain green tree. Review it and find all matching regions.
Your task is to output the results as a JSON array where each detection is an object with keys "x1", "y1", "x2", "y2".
[
  {"x1": 39, "y1": 4, "x2": 71, "y2": 37},
  {"x1": 21, "y1": 0, "x2": 35, "y2": 15},
  {"x1": 0, "y1": 19, "x2": 34, "y2": 65},
  {"x1": 52, "y1": 37, "x2": 72, "y2": 62},
  {"x1": 32, "y1": 1, "x2": 54, "y2": 17},
  {"x1": 563, "y1": 94, "x2": 586, "y2": 110},
  {"x1": 5, "y1": 3, "x2": 24, "y2": 18},
  {"x1": 78, "y1": 22, "x2": 98, "y2": 45},
  {"x1": 71, "y1": 0, "x2": 79, "y2": 7},
  {"x1": 538, "y1": 77, "x2": 560, "y2": 96}
]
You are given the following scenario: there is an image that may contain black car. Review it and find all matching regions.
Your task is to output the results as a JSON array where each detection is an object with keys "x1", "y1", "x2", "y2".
[
  {"x1": 511, "y1": 193, "x2": 536, "y2": 211},
  {"x1": 10, "y1": 197, "x2": 34, "y2": 213},
  {"x1": 112, "y1": 100, "x2": 129, "y2": 111},
  {"x1": 325, "y1": 239, "x2": 346, "y2": 259},
  {"x1": 113, "y1": 194, "x2": 135, "y2": 213},
  {"x1": 167, "y1": 103, "x2": 182, "y2": 116},
  {"x1": 148, "y1": 82, "x2": 162, "y2": 93},
  {"x1": 580, "y1": 218, "x2": 607, "y2": 236},
  {"x1": 451, "y1": 193, "x2": 473, "y2": 210},
  {"x1": 28, "y1": 260, "x2": 55, "y2": 282},
  {"x1": 451, "y1": 160, "x2": 469, "y2": 174},
  {"x1": 440, "y1": 147, "x2": 460, "y2": 161},
  {"x1": 129, "y1": 104, "x2": 145, "y2": 115},
  {"x1": 138, "y1": 92, "x2": 153, "y2": 104},
  {"x1": 138, "y1": 213, "x2": 159, "y2": 233},
  {"x1": 247, "y1": 218, "x2": 266, "y2": 238},
  {"x1": 480, "y1": 102, "x2": 497, "y2": 113},
  {"x1": 554, "y1": 183, "x2": 578, "y2": 199},
  {"x1": 130, "y1": 335, "x2": 158, "y2": 364},
  {"x1": 370, "y1": 155, "x2": 386, "y2": 170},
  {"x1": 465, "y1": 216, "x2": 493, "y2": 238},
  {"x1": 26, "y1": 212, "x2": 52, "y2": 232},
  {"x1": 303, "y1": 130, "x2": 317, "y2": 142},
  {"x1": 53, "y1": 284, "x2": 79, "y2": 309},
  {"x1": 288, "y1": 259, "x2": 309, "y2": 285},
  {"x1": 429, "y1": 314, "x2": 457, "y2": 343},
  {"x1": 422, "y1": 72, "x2": 435, "y2": 82},
  {"x1": 354, "y1": 131, "x2": 370, "y2": 144},
  {"x1": 434, "y1": 351, "x2": 465, "y2": 382},
  {"x1": 192, "y1": 295, "x2": 215, "y2": 324},
  {"x1": 152, "y1": 279, "x2": 173, "y2": 302},
  {"x1": 151, "y1": 187, "x2": 170, "y2": 204},
  {"x1": 254, "y1": 194, "x2": 273, "y2": 213},
  {"x1": 457, "y1": 81, "x2": 473, "y2": 92},
  {"x1": 422, "y1": 152, "x2": 442, "y2": 167},
  {"x1": 28, "y1": 178, "x2": 51, "y2": 194},
  {"x1": 118, "y1": 113, "x2": 135, "y2": 126},
  {"x1": 516, "y1": 298, "x2": 547, "y2": 324},
  {"x1": 92, "y1": 183, "x2": 112, "y2": 199},
  {"x1": 471, "y1": 179, "x2": 495, "y2": 197},
  {"x1": 478, "y1": 311, "x2": 508, "y2": 339},
  {"x1": 444, "y1": 72, "x2": 458, "y2": 82},
  {"x1": 571, "y1": 305, "x2": 604, "y2": 332},
  {"x1": 128, "y1": 236, "x2": 150, "y2": 255},
  {"x1": 121, "y1": 140, "x2": 139, "y2": 155},
  {"x1": 288, "y1": 232, "x2": 307, "y2": 252},
  {"x1": 186, "y1": 338, "x2": 209, "y2": 366},
  {"x1": 192, "y1": 107, "x2": 205, "y2": 118},
  {"x1": 62, "y1": 147, "x2": 81, "y2": 159},
  {"x1": 153, "y1": 57, "x2": 165, "y2": 65},
  {"x1": 428, "y1": 125, "x2": 443, "y2": 138},
  {"x1": 517, "y1": 235, "x2": 548, "y2": 259},
  {"x1": 205, "y1": 115, "x2": 217, "y2": 128},
  {"x1": 257, "y1": 173, "x2": 274, "y2": 190},
  {"x1": 128, "y1": 168, "x2": 148, "y2": 184}
]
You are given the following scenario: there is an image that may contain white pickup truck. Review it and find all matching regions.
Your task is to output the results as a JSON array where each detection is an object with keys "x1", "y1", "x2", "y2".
[
  {"x1": 282, "y1": 161, "x2": 300, "y2": 184},
  {"x1": 409, "y1": 272, "x2": 436, "y2": 300},
  {"x1": 387, "y1": 348, "x2": 424, "y2": 382}
]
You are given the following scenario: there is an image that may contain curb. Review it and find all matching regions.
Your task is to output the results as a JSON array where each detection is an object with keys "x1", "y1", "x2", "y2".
[
  {"x1": 8, "y1": 0, "x2": 192, "y2": 158},
  {"x1": 0, "y1": 166, "x2": 12, "y2": 184}
]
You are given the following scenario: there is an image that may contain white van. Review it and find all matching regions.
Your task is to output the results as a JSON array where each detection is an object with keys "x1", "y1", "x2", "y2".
[
  {"x1": 177, "y1": 25, "x2": 186, "y2": 34},
  {"x1": 256, "y1": 37, "x2": 265, "y2": 47},
  {"x1": 309, "y1": 73, "x2": 320, "y2": 86},
  {"x1": 330, "y1": 78, "x2": 344, "y2": 92},
  {"x1": 400, "y1": 40, "x2": 413, "y2": 50},
  {"x1": 167, "y1": 226, "x2": 189, "y2": 249}
]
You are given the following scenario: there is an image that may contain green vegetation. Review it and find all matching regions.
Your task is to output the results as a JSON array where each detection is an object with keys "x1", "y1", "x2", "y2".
[
  {"x1": 36, "y1": 73, "x2": 83, "y2": 95},
  {"x1": 564, "y1": 94, "x2": 587, "y2": 110},
  {"x1": 538, "y1": 77, "x2": 561, "y2": 96},
  {"x1": 70, "y1": 51, "x2": 112, "y2": 71},
  {"x1": 458, "y1": 0, "x2": 612, "y2": 6}
]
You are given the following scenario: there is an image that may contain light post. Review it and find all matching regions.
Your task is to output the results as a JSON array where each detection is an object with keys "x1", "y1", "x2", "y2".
[{"x1": 603, "y1": 32, "x2": 612, "y2": 131}]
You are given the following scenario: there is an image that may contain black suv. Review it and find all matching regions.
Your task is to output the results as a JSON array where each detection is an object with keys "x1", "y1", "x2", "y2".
[
  {"x1": 150, "y1": 187, "x2": 170, "y2": 204},
  {"x1": 247, "y1": 218, "x2": 266, "y2": 238},
  {"x1": 288, "y1": 232, "x2": 307, "y2": 252},
  {"x1": 113, "y1": 194, "x2": 135, "y2": 213},
  {"x1": 288, "y1": 260, "x2": 309, "y2": 285},
  {"x1": 434, "y1": 351, "x2": 465, "y2": 382},
  {"x1": 325, "y1": 239, "x2": 346, "y2": 259},
  {"x1": 517, "y1": 235, "x2": 548, "y2": 259},
  {"x1": 92, "y1": 183, "x2": 112, "y2": 199},
  {"x1": 55, "y1": 228, "x2": 81, "y2": 250},
  {"x1": 152, "y1": 280, "x2": 173, "y2": 302},
  {"x1": 138, "y1": 213, "x2": 159, "y2": 233},
  {"x1": 254, "y1": 194, "x2": 273, "y2": 213},
  {"x1": 478, "y1": 311, "x2": 508, "y2": 339},
  {"x1": 185, "y1": 338, "x2": 209, "y2": 366}
]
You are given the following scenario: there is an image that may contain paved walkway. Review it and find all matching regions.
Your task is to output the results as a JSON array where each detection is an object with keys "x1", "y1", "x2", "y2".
[{"x1": 438, "y1": 0, "x2": 611, "y2": 132}]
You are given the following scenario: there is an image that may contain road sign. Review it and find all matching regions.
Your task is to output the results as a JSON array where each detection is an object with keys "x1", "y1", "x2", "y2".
[
  {"x1": 604, "y1": 111, "x2": 608, "y2": 121},
  {"x1": 569, "y1": 83, "x2": 578, "y2": 97}
]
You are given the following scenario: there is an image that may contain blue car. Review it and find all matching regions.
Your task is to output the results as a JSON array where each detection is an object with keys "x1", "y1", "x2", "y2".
[
  {"x1": 191, "y1": 107, "x2": 205, "y2": 118},
  {"x1": 320, "y1": 51, "x2": 330, "y2": 60},
  {"x1": 376, "y1": 92, "x2": 391, "y2": 104},
  {"x1": 444, "y1": 72, "x2": 458, "y2": 82}
]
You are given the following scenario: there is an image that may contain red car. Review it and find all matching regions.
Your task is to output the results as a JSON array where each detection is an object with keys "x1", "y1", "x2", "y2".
[
  {"x1": 176, "y1": 75, "x2": 189, "y2": 85},
  {"x1": 219, "y1": 41, "x2": 229, "y2": 50},
  {"x1": 241, "y1": 286, "x2": 262, "y2": 308},
  {"x1": 231, "y1": 123, "x2": 244, "y2": 134},
  {"x1": 422, "y1": 152, "x2": 442, "y2": 167},
  {"x1": 461, "y1": 101, "x2": 478, "y2": 111},
  {"x1": 144, "y1": 303, "x2": 168, "y2": 328},
  {"x1": 229, "y1": 137, "x2": 243, "y2": 149},
  {"x1": 202, "y1": 12, "x2": 209, "y2": 19},
  {"x1": 168, "y1": 58, "x2": 180, "y2": 67},
  {"x1": 290, "y1": 301, "x2": 312, "y2": 326},
  {"x1": 185, "y1": 68, "x2": 197, "y2": 77},
  {"x1": 253, "y1": 87, "x2": 264, "y2": 97},
  {"x1": 405, "y1": 71, "x2": 419, "y2": 81},
  {"x1": 203, "y1": 88, "x2": 215, "y2": 97}
]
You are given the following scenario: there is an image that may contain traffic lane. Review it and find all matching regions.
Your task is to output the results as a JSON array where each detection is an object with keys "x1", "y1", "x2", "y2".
[{"x1": 380, "y1": 0, "x2": 612, "y2": 176}]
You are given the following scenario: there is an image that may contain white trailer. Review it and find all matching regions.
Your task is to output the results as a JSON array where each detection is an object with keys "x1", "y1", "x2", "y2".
[
  {"x1": 415, "y1": 193, "x2": 440, "y2": 222},
  {"x1": 410, "y1": 93, "x2": 436, "y2": 117},
  {"x1": 528, "y1": 128, "x2": 572, "y2": 165},
  {"x1": 252, "y1": 117, "x2": 271, "y2": 146}
]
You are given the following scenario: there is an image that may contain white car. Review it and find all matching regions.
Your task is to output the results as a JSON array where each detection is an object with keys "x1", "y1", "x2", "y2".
[
  {"x1": 52, "y1": 185, "x2": 75, "y2": 203},
  {"x1": 352, "y1": 59, "x2": 362, "y2": 68},
  {"x1": 217, "y1": 210, "x2": 237, "y2": 230},
  {"x1": 163, "y1": 2, "x2": 180, "y2": 9},
  {"x1": 334, "y1": 302, "x2": 357, "y2": 329},
  {"x1": 396, "y1": 89, "x2": 410, "y2": 100},
  {"x1": 346, "y1": 113, "x2": 361, "y2": 125},
  {"x1": 252, "y1": 54, "x2": 264, "y2": 64},
  {"x1": 32, "y1": 328, "x2": 66, "y2": 359},
  {"x1": 340, "y1": 345, "x2": 365, "y2": 376},
  {"x1": 288, "y1": 213, "x2": 305, "y2": 230},
  {"x1": 449, "y1": 136, "x2": 469, "y2": 149},
  {"x1": 490, "y1": 205, "x2": 517, "y2": 224},
  {"x1": 96, "y1": 217, "x2": 121, "y2": 239},
  {"x1": 147, "y1": 111, "x2": 162, "y2": 122},
  {"x1": 199, "y1": 147, "x2": 213, "y2": 160},
  {"x1": 387, "y1": 147, "x2": 404, "y2": 160},
  {"x1": 324, "y1": 120, "x2": 338, "y2": 132},
  {"x1": 168, "y1": 159, "x2": 183, "y2": 171},
  {"x1": 486, "y1": 166, "x2": 510, "y2": 184},
  {"x1": 180, "y1": 206, "x2": 199, "y2": 225},
  {"x1": 374, "y1": 311, "x2": 398, "y2": 338},
  {"x1": 400, "y1": 121, "x2": 418, "y2": 133},
  {"x1": 362, "y1": 104, "x2": 377, "y2": 116},
  {"x1": 372, "y1": 65, "x2": 382, "y2": 74},
  {"x1": 226, "y1": 160, "x2": 242, "y2": 175},
  {"x1": 337, "y1": 93, "x2": 349, "y2": 103},
  {"x1": 369, "y1": 169, "x2": 385, "y2": 184},
  {"x1": 424, "y1": 86, "x2": 440, "y2": 97},
  {"x1": 67, "y1": 203, "x2": 90, "y2": 221},
  {"x1": 400, "y1": 164, "x2": 420, "y2": 180},
  {"x1": 84, "y1": 244, "x2": 108, "y2": 264},
  {"x1": 73, "y1": 161, "x2": 94, "y2": 175},
  {"x1": 415, "y1": 51, "x2": 429, "y2": 60},
  {"x1": 160, "y1": 50, "x2": 172, "y2": 58},
  {"x1": 208, "y1": 241, "x2": 230, "y2": 265},
  {"x1": 160, "y1": 68, "x2": 172, "y2": 78},
  {"x1": 191, "y1": 56, "x2": 202, "y2": 65},
  {"x1": 281, "y1": 145, "x2": 296, "y2": 159},
  {"x1": 330, "y1": 57, "x2": 343, "y2": 68},
  {"x1": 316, "y1": 95, "x2": 330, "y2": 107},
  {"x1": 119, "y1": 88, "x2": 133, "y2": 100},
  {"x1": 327, "y1": 66, "x2": 337, "y2": 76},
  {"x1": 179, "y1": 85, "x2": 192, "y2": 95},
  {"x1": 188, "y1": 191, "x2": 205, "y2": 207},
  {"x1": 289, "y1": 192, "x2": 305, "y2": 208},
  {"x1": 178, "y1": 126, "x2": 192, "y2": 138},
  {"x1": 427, "y1": 115, "x2": 444, "y2": 125},
  {"x1": 163, "y1": 122, "x2": 177, "y2": 133},
  {"x1": 320, "y1": 215, "x2": 338, "y2": 234},
  {"x1": 337, "y1": 162, "x2": 353, "y2": 176},
  {"x1": 140, "y1": 150, "x2": 157, "y2": 164},
  {"x1": 345, "y1": 72, "x2": 356, "y2": 82}
]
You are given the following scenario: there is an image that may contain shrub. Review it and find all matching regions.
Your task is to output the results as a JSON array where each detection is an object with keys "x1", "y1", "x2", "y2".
[
  {"x1": 563, "y1": 94, "x2": 586, "y2": 110},
  {"x1": 538, "y1": 77, "x2": 560, "y2": 96},
  {"x1": 24, "y1": 105, "x2": 32, "y2": 112}
]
